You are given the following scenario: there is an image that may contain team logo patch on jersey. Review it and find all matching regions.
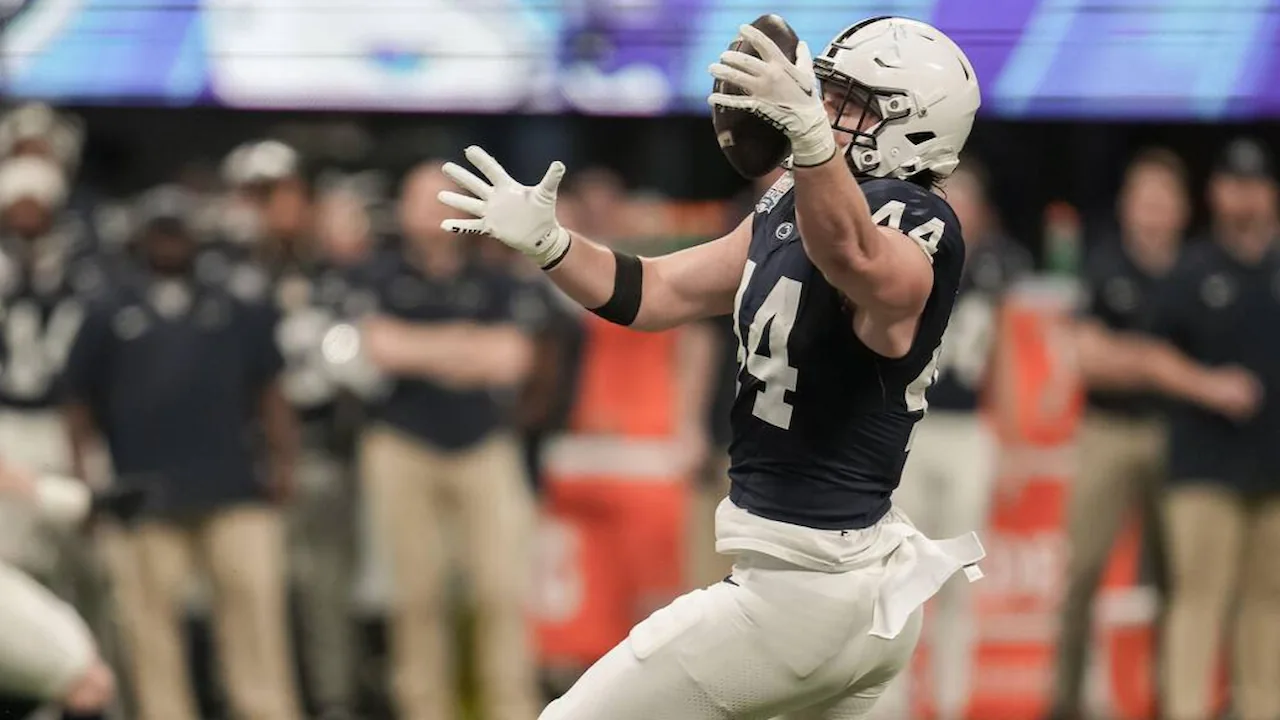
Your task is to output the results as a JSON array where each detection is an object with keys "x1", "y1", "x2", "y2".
[
  {"x1": 113, "y1": 307, "x2": 150, "y2": 341},
  {"x1": 755, "y1": 173, "x2": 795, "y2": 214},
  {"x1": 196, "y1": 253, "x2": 231, "y2": 285},
  {"x1": 195, "y1": 297, "x2": 230, "y2": 330},
  {"x1": 148, "y1": 281, "x2": 193, "y2": 320},
  {"x1": 229, "y1": 265, "x2": 269, "y2": 302},
  {"x1": 1103, "y1": 276, "x2": 1139, "y2": 314},
  {"x1": 1201, "y1": 273, "x2": 1236, "y2": 309},
  {"x1": 775, "y1": 222, "x2": 795, "y2": 241}
]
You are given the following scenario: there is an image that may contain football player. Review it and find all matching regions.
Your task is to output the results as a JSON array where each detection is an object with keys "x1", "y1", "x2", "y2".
[
  {"x1": 440, "y1": 16, "x2": 987, "y2": 719},
  {"x1": 220, "y1": 141, "x2": 375, "y2": 720},
  {"x1": 0, "y1": 154, "x2": 113, "y2": 636}
]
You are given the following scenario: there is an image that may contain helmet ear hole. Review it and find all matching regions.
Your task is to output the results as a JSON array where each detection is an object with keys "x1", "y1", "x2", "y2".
[{"x1": 905, "y1": 131, "x2": 936, "y2": 145}]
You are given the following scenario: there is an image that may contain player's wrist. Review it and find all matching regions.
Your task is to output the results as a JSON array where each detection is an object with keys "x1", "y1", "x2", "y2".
[
  {"x1": 531, "y1": 225, "x2": 572, "y2": 269},
  {"x1": 789, "y1": 119, "x2": 838, "y2": 168}
]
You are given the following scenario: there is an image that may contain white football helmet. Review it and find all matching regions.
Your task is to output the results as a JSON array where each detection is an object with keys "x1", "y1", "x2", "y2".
[{"x1": 814, "y1": 17, "x2": 979, "y2": 181}]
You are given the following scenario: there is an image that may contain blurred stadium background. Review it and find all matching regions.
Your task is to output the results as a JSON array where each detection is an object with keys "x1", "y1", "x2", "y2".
[{"x1": 0, "y1": 1, "x2": 1279, "y2": 719}]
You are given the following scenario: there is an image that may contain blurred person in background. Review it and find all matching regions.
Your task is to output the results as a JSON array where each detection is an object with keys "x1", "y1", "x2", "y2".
[
  {"x1": 1047, "y1": 147, "x2": 1223, "y2": 720},
  {"x1": 558, "y1": 167, "x2": 716, "y2": 486},
  {"x1": 62, "y1": 185, "x2": 303, "y2": 720},
  {"x1": 881, "y1": 157, "x2": 1032, "y2": 720},
  {"x1": 357, "y1": 160, "x2": 541, "y2": 720},
  {"x1": 0, "y1": 154, "x2": 108, "y2": 525},
  {"x1": 0, "y1": 103, "x2": 111, "y2": 255},
  {"x1": 533, "y1": 167, "x2": 716, "y2": 691},
  {"x1": 558, "y1": 167, "x2": 716, "y2": 484},
  {"x1": 199, "y1": 140, "x2": 296, "y2": 295},
  {"x1": 1149, "y1": 137, "x2": 1280, "y2": 720},
  {"x1": 0, "y1": 153, "x2": 121, "y2": 718},
  {"x1": 228, "y1": 139, "x2": 370, "y2": 720},
  {"x1": 474, "y1": 235, "x2": 578, "y2": 496},
  {"x1": 557, "y1": 167, "x2": 631, "y2": 244}
]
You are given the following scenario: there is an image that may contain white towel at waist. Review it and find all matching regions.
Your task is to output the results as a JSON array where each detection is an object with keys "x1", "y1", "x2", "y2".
[{"x1": 870, "y1": 523, "x2": 985, "y2": 639}]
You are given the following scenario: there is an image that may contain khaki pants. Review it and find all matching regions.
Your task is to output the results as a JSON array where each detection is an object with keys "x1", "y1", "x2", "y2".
[
  {"x1": 1161, "y1": 485, "x2": 1280, "y2": 720},
  {"x1": 1051, "y1": 412, "x2": 1166, "y2": 717},
  {"x1": 110, "y1": 504, "x2": 300, "y2": 720},
  {"x1": 361, "y1": 425, "x2": 539, "y2": 720},
  {"x1": 288, "y1": 446, "x2": 358, "y2": 711}
]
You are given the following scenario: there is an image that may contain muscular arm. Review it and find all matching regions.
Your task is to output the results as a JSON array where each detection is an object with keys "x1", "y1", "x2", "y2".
[
  {"x1": 545, "y1": 214, "x2": 752, "y2": 332},
  {"x1": 364, "y1": 319, "x2": 534, "y2": 388},
  {"x1": 791, "y1": 161, "x2": 934, "y2": 355}
]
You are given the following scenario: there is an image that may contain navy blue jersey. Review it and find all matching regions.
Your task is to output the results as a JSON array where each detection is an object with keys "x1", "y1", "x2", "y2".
[
  {"x1": 1149, "y1": 240, "x2": 1280, "y2": 491},
  {"x1": 928, "y1": 233, "x2": 1031, "y2": 412},
  {"x1": 0, "y1": 228, "x2": 111, "y2": 409},
  {"x1": 63, "y1": 275, "x2": 283, "y2": 517},
  {"x1": 728, "y1": 174, "x2": 965, "y2": 530},
  {"x1": 369, "y1": 250, "x2": 534, "y2": 450},
  {"x1": 1081, "y1": 236, "x2": 1175, "y2": 417}
]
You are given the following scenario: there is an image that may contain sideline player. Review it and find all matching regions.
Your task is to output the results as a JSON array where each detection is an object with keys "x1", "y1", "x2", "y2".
[{"x1": 441, "y1": 16, "x2": 984, "y2": 720}]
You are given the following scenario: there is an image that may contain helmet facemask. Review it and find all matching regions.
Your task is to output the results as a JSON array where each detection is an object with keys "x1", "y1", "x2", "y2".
[{"x1": 814, "y1": 58, "x2": 915, "y2": 177}]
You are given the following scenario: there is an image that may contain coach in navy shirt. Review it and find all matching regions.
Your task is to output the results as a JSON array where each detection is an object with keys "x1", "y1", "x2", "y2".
[
  {"x1": 1149, "y1": 138, "x2": 1280, "y2": 720},
  {"x1": 62, "y1": 186, "x2": 303, "y2": 720},
  {"x1": 358, "y1": 161, "x2": 541, "y2": 720}
]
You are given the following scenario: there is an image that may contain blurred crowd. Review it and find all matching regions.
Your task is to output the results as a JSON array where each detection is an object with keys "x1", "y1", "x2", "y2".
[{"x1": 0, "y1": 99, "x2": 1277, "y2": 720}]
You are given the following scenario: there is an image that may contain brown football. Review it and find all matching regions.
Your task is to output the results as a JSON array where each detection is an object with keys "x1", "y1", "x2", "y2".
[{"x1": 712, "y1": 14, "x2": 800, "y2": 179}]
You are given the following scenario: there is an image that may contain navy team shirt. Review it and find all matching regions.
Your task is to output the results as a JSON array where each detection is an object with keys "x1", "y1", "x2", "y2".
[
  {"x1": 729, "y1": 174, "x2": 965, "y2": 530},
  {"x1": 1081, "y1": 236, "x2": 1174, "y2": 418},
  {"x1": 0, "y1": 229, "x2": 111, "y2": 410},
  {"x1": 63, "y1": 273, "x2": 284, "y2": 516},
  {"x1": 1149, "y1": 240, "x2": 1280, "y2": 493},
  {"x1": 370, "y1": 251, "x2": 535, "y2": 451},
  {"x1": 927, "y1": 234, "x2": 1031, "y2": 412}
]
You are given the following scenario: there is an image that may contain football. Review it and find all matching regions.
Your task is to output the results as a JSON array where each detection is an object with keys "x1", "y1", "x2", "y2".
[{"x1": 712, "y1": 14, "x2": 800, "y2": 179}]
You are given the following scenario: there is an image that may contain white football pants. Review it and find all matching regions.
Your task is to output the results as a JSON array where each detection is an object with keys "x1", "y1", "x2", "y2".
[{"x1": 540, "y1": 550, "x2": 924, "y2": 720}]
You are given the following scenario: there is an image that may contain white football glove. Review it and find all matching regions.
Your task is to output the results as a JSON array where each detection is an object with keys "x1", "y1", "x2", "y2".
[
  {"x1": 438, "y1": 146, "x2": 571, "y2": 269},
  {"x1": 707, "y1": 25, "x2": 836, "y2": 168}
]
